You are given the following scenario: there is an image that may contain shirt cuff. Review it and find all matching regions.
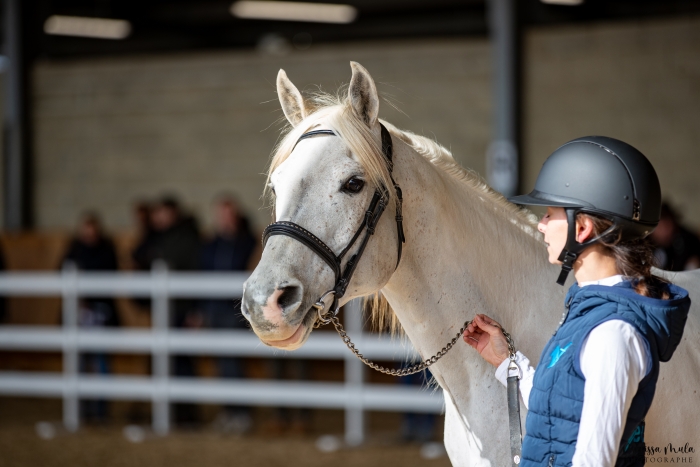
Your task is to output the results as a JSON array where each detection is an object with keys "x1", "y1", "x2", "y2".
[{"x1": 495, "y1": 351, "x2": 529, "y2": 387}]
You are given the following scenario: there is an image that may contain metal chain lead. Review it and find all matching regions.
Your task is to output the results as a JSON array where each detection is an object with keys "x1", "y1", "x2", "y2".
[
  {"x1": 501, "y1": 327, "x2": 517, "y2": 361},
  {"x1": 327, "y1": 316, "x2": 469, "y2": 376},
  {"x1": 322, "y1": 316, "x2": 515, "y2": 377}
]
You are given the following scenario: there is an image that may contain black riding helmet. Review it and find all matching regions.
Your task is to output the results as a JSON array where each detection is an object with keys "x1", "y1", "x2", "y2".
[{"x1": 509, "y1": 136, "x2": 662, "y2": 285}]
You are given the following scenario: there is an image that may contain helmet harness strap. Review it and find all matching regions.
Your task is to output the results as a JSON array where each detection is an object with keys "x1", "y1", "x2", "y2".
[{"x1": 555, "y1": 209, "x2": 619, "y2": 286}]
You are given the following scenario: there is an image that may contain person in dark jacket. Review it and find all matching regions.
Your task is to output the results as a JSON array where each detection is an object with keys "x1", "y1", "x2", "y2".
[
  {"x1": 141, "y1": 196, "x2": 202, "y2": 425},
  {"x1": 199, "y1": 196, "x2": 255, "y2": 277},
  {"x1": 198, "y1": 195, "x2": 256, "y2": 433},
  {"x1": 131, "y1": 200, "x2": 158, "y2": 272},
  {"x1": 649, "y1": 203, "x2": 700, "y2": 271},
  {"x1": 149, "y1": 196, "x2": 201, "y2": 273},
  {"x1": 62, "y1": 212, "x2": 120, "y2": 422},
  {"x1": 62, "y1": 212, "x2": 120, "y2": 326},
  {"x1": 463, "y1": 137, "x2": 690, "y2": 467}
]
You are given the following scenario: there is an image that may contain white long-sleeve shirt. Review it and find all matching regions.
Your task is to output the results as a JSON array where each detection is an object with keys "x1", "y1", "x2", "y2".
[{"x1": 495, "y1": 275, "x2": 651, "y2": 467}]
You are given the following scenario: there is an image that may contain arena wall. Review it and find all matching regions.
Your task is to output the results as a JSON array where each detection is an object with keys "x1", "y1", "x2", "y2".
[{"x1": 30, "y1": 15, "x2": 700, "y2": 233}]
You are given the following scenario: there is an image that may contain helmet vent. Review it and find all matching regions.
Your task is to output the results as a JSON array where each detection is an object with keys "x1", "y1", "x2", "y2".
[{"x1": 633, "y1": 199, "x2": 641, "y2": 221}]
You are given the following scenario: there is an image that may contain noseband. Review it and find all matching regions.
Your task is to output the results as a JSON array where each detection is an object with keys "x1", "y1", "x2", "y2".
[{"x1": 262, "y1": 123, "x2": 405, "y2": 324}]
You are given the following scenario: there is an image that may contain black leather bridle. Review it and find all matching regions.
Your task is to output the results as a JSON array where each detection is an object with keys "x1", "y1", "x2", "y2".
[{"x1": 262, "y1": 123, "x2": 405, "y2": 324}]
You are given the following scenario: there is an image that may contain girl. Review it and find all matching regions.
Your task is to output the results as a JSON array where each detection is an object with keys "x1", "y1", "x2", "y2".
[{"x1": 463, "y1": 136, "x2": 690, "y2": 467}]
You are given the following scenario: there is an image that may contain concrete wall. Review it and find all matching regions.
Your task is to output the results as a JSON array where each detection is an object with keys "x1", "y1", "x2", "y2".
[
  {"x1": 32, "y1": 40, "x2": 491, "y2": 233},
  {"x1": 524, "y1": 16, "x2": 700, "y2": 226},
  {"x1": 32, "y1": 15, "x2": 700, "y2": 234}
]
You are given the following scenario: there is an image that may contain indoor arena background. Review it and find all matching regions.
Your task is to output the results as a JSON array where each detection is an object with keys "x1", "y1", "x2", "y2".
[{"x1": 0, "y1": 1, "x2": 699, "y2": 466}]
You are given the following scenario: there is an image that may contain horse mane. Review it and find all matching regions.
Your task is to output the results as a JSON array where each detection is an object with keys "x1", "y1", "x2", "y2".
[
  {"x1": 268, "y1": 88, "x2": 538, "y2": 334},
  {"x1": 379, "y1": 120, "x2": 539, "y2": 232}
]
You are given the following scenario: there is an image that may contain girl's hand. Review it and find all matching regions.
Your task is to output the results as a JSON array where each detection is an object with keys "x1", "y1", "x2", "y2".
[{"x1": 462, "y1": 314, "x2": 510, "y2": 367}]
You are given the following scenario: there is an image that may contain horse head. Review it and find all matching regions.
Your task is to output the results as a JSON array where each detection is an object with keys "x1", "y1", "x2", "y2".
[{"x1": 241, "y1": 62, "x2": 402, "y2": 349}]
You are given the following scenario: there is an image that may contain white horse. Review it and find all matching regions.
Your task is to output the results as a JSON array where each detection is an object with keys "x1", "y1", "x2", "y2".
[{"x1": 241, "y1": 62, "x2": 700, "y2": 466}]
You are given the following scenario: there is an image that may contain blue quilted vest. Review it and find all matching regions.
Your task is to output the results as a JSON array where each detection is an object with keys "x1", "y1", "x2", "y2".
[{"x1": 520, "y1": 281, "x2": 690, "y2": 467}]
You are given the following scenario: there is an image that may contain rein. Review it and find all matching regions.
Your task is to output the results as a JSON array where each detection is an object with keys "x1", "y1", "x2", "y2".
[{"x1": 262, "y1": 123, "x2": 523, "y2": 465}]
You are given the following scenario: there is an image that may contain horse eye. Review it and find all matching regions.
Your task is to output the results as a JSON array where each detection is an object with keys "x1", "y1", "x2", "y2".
[{"x1": 342, "y1": 177, "x2": 365, "y2": 194}]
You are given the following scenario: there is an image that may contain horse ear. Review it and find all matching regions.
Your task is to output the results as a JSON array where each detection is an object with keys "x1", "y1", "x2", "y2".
[
  {"x1": 348, "y1": 62, "x2": 379, "y2": 127},
  {"x1": 277, "y1": 69, "x2": 307, "y2": 127}
]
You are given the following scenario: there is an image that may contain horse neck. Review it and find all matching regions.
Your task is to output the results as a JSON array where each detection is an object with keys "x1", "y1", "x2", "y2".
[{"x1": 382, "y1": 142, "x2": 565, "y2": 369}]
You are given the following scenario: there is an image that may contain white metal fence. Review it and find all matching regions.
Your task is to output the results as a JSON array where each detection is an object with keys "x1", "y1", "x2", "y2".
[{"x1": 0, "y1": 263, "x2": 443, "y2": 445}]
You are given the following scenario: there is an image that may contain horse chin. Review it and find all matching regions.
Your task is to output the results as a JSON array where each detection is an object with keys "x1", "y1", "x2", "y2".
[
  {"x1": 261, "y1": 322, "x2": 311, "y2": 350},
  {"x1": 259, "y1": 307, "x2": 317, "y2": 350}
]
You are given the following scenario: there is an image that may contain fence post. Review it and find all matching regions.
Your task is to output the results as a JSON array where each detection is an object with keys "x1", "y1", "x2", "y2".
[
  {"x1": 151, "y1": 260, "x2": 170, "y2": 435},
  {"x1": 61, "y1": 261, "x2": 79, "y2": 432},
  {"x1": 344, "y1": 298, "x2": 365, "y2": 446}
]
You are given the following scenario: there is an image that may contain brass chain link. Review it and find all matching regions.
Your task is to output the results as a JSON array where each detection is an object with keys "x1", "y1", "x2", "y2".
[{"x1": 323, "y1": 315, "x2": 517, "y2": 377}]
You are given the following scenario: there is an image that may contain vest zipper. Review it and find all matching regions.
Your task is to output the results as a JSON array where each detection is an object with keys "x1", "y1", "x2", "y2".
[
  {"x1": 547, "y1": 454, "x2": 556, "y2": 467},
  {"x1": 553, "y1": 297, "x2": 573, "y2": 335}
]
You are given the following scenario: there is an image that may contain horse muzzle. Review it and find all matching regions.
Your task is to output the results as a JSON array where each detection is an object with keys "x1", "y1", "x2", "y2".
[{"x1": 241, "y1": 274, "x2": 318, "y2": 348}]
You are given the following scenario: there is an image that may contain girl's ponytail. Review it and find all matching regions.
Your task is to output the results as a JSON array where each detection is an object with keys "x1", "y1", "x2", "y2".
[{"x1": 577, "y1": 213, "x2": 670, "y2": 299}]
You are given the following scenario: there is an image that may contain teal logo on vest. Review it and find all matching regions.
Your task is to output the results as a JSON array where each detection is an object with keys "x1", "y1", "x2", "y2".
[
  {"x1": 624, "y1": 422, "x2": 645, "y2": 452},
  {"x1": 547, "y1": 342, "x2": 573, "y2": 368}
]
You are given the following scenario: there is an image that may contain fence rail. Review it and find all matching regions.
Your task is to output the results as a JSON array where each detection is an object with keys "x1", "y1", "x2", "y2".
[{"x1": 0, "y1": 264, "x2": 443, "y2": 445}]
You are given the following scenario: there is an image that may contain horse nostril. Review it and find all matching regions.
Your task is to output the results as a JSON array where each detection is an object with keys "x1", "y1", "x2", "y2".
[{"x1": 277, "y1": 285, "x2": 302, "y2": 311}]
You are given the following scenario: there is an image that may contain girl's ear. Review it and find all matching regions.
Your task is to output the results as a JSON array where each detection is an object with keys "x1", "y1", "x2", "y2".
[{"x1": 576, "y1": 215, "x2": 595, "y2": 243}]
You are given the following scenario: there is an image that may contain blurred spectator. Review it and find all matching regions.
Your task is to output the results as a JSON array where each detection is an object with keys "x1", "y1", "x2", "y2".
[
  {"x1": 199, "y1": 195, "x2": 255, "y2": 275},
  {"x1": 130, "y1": 200, "x2": 157, "y2": 310},
  {"x1": 268, "y1": 359, "x2": 312, "y2": 434},
  {"x1": 131, "y1": 200, "x2": 158, "y2": 272},
  {"x1": 650, "y1": 203, "x2": 700, "y2": 271},
  {"x1": 132, "y1": 196, "x2": 202, "y2": 425},
  {"x1": 199, "y1": 195, "x2": 256, "y2": 434},
  {"x1": 399, "y1": 368, "x2": 436, "y2": 442},
  {"x1": 148, "y1": 196, "x2": 201, "y2": 272},
  {"x1": 61, "y1": 212, "x2": 120, "y2": 423}
]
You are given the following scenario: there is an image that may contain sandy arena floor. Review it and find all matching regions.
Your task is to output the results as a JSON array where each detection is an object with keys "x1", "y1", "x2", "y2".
[{"x1": 0, "y1": 398, "x2": 451, "y2": 467}]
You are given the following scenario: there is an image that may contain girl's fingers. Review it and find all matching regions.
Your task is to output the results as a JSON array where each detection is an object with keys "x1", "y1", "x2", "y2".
[
  {"x1": 475, "y1": 315, "x2": 503, "y2": 337},
  {"x1": 464, "y1": 337, "x2": 478, "y2": 349},
  {"x1": 462, "y1": 331, "x2": 479, "y2": 348}
]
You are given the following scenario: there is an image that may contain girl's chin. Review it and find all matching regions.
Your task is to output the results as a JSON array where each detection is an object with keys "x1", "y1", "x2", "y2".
[{"x1": 547, "y1": 252, "x2": 563, "y2": 265}]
